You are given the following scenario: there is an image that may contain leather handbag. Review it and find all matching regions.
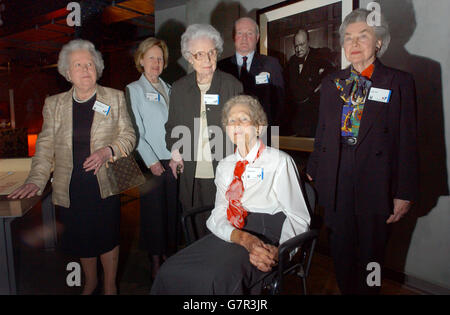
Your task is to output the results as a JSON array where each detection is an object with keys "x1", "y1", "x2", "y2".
[{"x1": 105, "y1": 144, "x2": 146, "y2": 195}]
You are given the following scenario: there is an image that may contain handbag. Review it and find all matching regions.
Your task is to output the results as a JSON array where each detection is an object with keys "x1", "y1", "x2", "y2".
[{"x1": 105, "y1": 144, "x2": 146, "y2": 195}]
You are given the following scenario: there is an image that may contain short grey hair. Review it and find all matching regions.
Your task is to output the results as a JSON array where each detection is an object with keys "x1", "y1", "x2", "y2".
[
  {"x1": 222, "y1": 95, "x2": 268, "y2": 132},
  {"x1": 180, "y1": 24, "x2": 224, "y2": 61},
  {"x1": 57, "y1": 39, "x2": 105, "y2": 81},
  {"x1": 339, "y1": 8, "x2": 390, "y2": 57},
  {"x1": 233, "y1": 17, "x2": 260, "y2": 37}
]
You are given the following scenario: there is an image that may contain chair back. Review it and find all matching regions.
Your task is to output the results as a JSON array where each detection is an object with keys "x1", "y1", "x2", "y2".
[
  {"x1": 181, "y1": 205, "x2": 213, "y2": 245},
  {"x1": 269, "y1": 178, "x2": 321, "y2": 294}
]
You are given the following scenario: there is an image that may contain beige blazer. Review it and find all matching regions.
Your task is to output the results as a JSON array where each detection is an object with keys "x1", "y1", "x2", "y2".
[{"x1": 25, "y1": 85, "x2": 136, "y2": 208}]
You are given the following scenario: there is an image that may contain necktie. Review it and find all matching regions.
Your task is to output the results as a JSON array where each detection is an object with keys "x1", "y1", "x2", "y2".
[{"x1": 240, "y1": 56, "x2": 249, "y2": 79}]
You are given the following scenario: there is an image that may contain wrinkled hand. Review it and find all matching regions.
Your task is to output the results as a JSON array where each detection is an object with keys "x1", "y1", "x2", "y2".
[
  {"x1": 249, "y1": 243, "x2": 279, "y2": 272},
  {"x1": 238, "y1": 232, "x2": 278, "y2": 272},
  {"x1": 386, "y1": 199, "x2": 412, "y2": 224},
  {"x1": 8, "y1": 183, "x2": 40, "y2": 199},
  {"x1": 169, "y1": 158, "x2": 184, "y2": 179},
  {"x1": 150, "y1": 161, "x2": 165, "y2": 176},
  {"x1": 83, "y1": 147, "x2": 112, "y2": 175}
]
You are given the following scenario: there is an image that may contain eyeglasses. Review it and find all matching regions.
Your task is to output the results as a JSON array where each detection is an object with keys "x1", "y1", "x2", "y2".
[
  {"x1": 189, "y1": 49, "x2": 217, "y2": 61},
  {"x1": 227, "y1": 116, "x2": 253, "y2": 126}
]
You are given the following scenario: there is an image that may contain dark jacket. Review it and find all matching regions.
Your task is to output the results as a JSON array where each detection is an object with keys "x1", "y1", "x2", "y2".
[
  {"x1": 285, "y1": 47, "x2": 335, "y2": 104},
  {"x1": 165, "y1": 69, "x2": 243, "y2": 208},
  {"x1": 307, "y1": 59, "x2": 419, "y2": 222},
  {"x1": 218, "y1": 53, "x2": 285, "y2": 125}
]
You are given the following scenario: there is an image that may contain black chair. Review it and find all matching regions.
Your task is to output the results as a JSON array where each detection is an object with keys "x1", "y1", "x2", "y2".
[{"x1": 180, "y1": 178, "x2": 321, "y2": 295}]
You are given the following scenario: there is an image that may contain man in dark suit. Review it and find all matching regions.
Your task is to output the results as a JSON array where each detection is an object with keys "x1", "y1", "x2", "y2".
[
  {"x1": 286, "y1": 29, "x2": 335, "y2": 137},
  {"x1": 218, "y1": 17, "x2": 285, "y2": 142}
]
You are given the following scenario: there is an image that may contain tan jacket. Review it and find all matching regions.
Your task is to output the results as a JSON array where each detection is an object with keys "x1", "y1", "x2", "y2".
[{"x1": 25, "y1": 85, "x2": 136, "y2": 208}]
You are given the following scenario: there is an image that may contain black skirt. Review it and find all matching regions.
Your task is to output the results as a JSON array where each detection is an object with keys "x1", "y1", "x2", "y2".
[
  {"x1": 150, "y1": 212, "x2": 286, "y2": 295},
  {"x1": 58, "y1": 95, "x2": 121, "y2": 258}
]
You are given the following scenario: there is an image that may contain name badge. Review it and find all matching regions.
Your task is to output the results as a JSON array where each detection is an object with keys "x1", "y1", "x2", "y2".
[
  {"x1": 92, "y1": 101, "x2": 111, "y2": 116},
  {"x1": 255, "y1": 72, "x2": 270, "y2": 85},
  {"x1": 246, "y1": 167, "x2": 264, "y2": 181},
  {"x1": 368, "y1": 87, "x2": 391, "y2": 103},
  {"x1": 146, "y1": 92, "x2": 160, "y2": 102},
  {"x1": 204, "y1": 94, "x2": 219, "y2": 105}
]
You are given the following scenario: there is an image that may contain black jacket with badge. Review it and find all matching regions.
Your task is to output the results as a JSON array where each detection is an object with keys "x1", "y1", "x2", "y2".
[
  {"x1": 165, "y1": 69, "x2": 243, "y2": 208},
  {"x1": 307, "y1": 59, "x2": 419, "y2": 226},
  {"x1": 218, "y1": 53, "x2": 285, "y2": 125}
]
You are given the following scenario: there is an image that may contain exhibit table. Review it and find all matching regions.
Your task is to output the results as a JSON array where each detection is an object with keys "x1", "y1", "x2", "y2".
[{"x1": 0, "y1": 158, "x2": 56, "y2": 295}]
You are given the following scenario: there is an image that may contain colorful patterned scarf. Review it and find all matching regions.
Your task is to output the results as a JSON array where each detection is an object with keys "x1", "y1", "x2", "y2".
[
  {"x1": 226, "y1": 141, "x2": 266, "y2": 229},
  {"x1": 335, "y1": 64, "x2": 374, "y2": 137}
]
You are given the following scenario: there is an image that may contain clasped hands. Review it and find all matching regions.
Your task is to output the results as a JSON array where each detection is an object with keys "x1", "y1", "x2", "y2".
[{"x1": 232, "y1": 230, "x2": 278, "y2": 273}]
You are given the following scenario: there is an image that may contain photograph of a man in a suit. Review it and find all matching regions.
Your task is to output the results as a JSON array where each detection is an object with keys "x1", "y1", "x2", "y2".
[
  {"x1": 286, "y1": 29, "x2": 335, "y2": 137},
  {"x1": 218, "y1": 17, "x2": 285, "y2": 138}
]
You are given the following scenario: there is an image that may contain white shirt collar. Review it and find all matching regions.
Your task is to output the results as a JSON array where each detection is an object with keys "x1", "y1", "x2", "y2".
[
  {"x1": 235, "y1": 140, "x2": 260, "y2": 163},
  {"x1": 236, "y1": 51, "x2": 255, "y2": 70}
]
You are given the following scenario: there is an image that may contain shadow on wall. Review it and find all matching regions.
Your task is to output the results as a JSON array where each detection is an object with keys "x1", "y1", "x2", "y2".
[
  {"x1": 379, "y1": 0, "x2": 449, "y2": 275},
  {"x1": 210, "y1": 1, "x2": 245, "y2": 59},
  {"x1": 156, "y1": 19, "x2": 187, "y2": 84},
  {"x1": 209, "y1": 1, "x2": 264, "y2": 60}
]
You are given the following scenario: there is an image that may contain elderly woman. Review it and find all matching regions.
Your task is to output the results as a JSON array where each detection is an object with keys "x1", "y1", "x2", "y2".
[
  {"x1": 8, "y1": 39, "x2": 136, "y2": 295},
  {"x1": 307, "y1": 9, "x2": 418, "y2": 294},
  {"x1": 165, "y1": 24, "x2": 243, "y2": 228},
  {"x1": 126, "y1": 37, "x2": 176, "y2": 279},
  {"x1": 151, "y1": 95, "x2": 310, "y2": 294}
]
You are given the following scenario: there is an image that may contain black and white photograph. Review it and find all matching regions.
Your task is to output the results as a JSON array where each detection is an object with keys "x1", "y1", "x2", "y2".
[
  {"x1": 0, "y1": 0, "x2": 449, "y2": 305},
  {"x1": 258, "y1": 0, "x2": 357, "y2": 138}
]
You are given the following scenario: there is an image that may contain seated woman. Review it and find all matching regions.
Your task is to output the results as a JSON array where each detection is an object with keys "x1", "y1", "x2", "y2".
[{"x1": 150, "y1": 95, "x2": 310, "y2": 295}]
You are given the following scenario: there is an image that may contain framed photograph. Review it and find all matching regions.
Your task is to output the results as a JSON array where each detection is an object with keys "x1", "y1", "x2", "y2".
[
  {"x1": 258, "y1": 0, "x2": 359, "y2": 151},
  {"x1": 258, "y1": 0, "x2": 358, "y2": 69}
]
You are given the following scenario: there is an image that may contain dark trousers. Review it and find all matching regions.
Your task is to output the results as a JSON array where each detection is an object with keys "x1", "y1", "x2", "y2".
[
  {"x1": 151, "y1": 212, "x2": 286, "y2": 295},
  {"x1": 328, "y1": 144, "x2": 391, "y2": 295},
  {"x1": 291, "y1": 99, "x2": 319, "y2": 137}
]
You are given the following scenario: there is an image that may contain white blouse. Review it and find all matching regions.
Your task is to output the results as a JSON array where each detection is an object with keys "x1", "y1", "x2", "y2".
[{"x1": 206, "y1": 141, "x2": 311, "y2": 245}]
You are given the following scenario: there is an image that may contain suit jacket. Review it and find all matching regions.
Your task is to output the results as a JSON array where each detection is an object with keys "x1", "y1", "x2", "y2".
[
  {"x1": 25, "y1": 85, "x2": 136, "y2": 208},
  {"x1": 218, "y1": 53, "x2": 285, "y2": 124},
  {"x1": 285, "y1": 47, "x2": 334, "y2": 104},
  {"x1": 165, "y1": 69, "x2": 243, "y2": 208},
  {"x1": 126, "y1": 74, "x2": 172, "y2": 167},
  {"x1": 307, "y1": 59, "x2": 419, "y2": 223}
]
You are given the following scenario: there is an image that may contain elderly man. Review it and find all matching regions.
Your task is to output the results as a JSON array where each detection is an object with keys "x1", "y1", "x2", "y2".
[
  {"x1": 286, "y1": 29, "x2": 335, "y2": 137},
  {"x1": 218, "y1": 17, "x2": 285, "y2": 140}
]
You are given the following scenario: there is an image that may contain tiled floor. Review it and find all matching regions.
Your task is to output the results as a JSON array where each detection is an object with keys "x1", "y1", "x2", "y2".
[{"x1": 10, "y1": 189, "x2": 423, "y2": 295}]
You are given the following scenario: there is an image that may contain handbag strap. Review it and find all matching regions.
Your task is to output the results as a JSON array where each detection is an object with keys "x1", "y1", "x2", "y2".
[
  {"x1": 105, "y1": 143, "x2": 128, "y2": 168},
  {"x1": 115, "y1": 143, "x2": 127, "y2": 158}
]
